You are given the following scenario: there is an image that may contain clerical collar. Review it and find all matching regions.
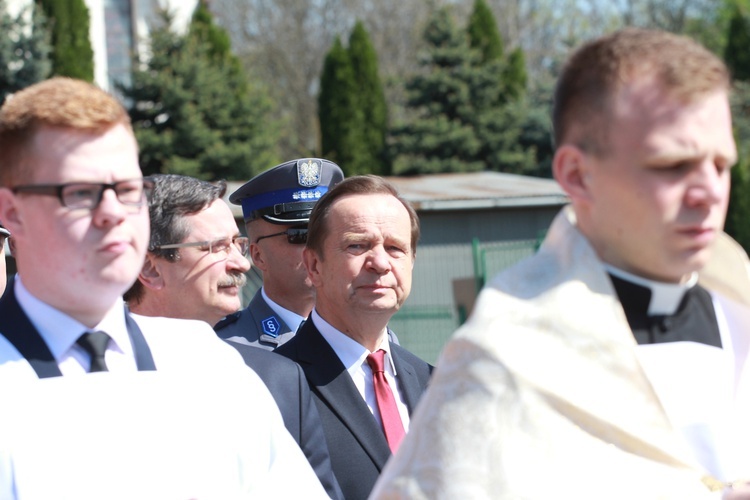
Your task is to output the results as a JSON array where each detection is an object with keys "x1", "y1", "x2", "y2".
[{"x1": 603, "y1": 265, "x2": 698, "y2": 316}]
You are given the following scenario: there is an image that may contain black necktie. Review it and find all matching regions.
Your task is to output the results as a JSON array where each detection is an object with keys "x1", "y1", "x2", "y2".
[{"x1": 76, "y1": 331, "x2": 111, "y2": 372}]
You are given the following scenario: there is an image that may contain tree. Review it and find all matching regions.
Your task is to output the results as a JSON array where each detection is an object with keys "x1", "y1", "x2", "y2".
[
  {"x1": 0, "y1": 0, "x2": 51, "y2": 103},
  {"x1": 389, "y1": 6, "x2": 534, "y2": 175},
  {"x1": 725, "y1": 1, "x2": 750, "y2": 81},
  {"x1": 318, "y1": 36, "x2": 366, "y2": 175},
  {"x1": 348, "y1": 21, "x2": 389, "y2": 175},
  {"x1": 389, "y1": 8, "x2": 483, "y2": 174},
  {"x1": 467, "y1": 0, "x2": 503, "y2": 63},
  {"x1": 119, "y1": 9, "x2": 278, "y2": 181},
  {"x1": 38, "y1": 0, "x2": 94, "y2": 81}
]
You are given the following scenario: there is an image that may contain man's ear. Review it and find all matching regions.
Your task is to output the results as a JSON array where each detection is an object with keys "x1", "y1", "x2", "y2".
[
  {"x1": 303, "y1": 247, "x2": 322, "y2": 288},
  {"x1": 138, "y1": 254, "x2": 165, "y2": 291},
  {"x1": 248, "y1": 242, "x2": 268, "y2": 272},
  {"x1": 0, "y1": 188, "x2": 23, "y2": 237},
  {"x1": 552, "y1": 144, "x2": 594, "y2": 203}
]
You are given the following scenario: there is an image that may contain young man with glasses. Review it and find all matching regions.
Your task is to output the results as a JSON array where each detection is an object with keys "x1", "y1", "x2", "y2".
[
  {"x1": 0, "y1": 78, "x2": 327, "y2": 498},
  {"x1": 216, "y1": 158, "x2": 344, "y2": 350}
]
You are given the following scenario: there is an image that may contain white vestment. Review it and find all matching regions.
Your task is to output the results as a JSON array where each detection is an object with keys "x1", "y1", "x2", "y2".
[{"x1": 371, "y1": 207, "x2": 750, "y2": 500}]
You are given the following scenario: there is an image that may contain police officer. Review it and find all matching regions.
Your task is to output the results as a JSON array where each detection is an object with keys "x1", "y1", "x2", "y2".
[{"x1": 215, "y1": 158, "x2": 344, "y2": 350}]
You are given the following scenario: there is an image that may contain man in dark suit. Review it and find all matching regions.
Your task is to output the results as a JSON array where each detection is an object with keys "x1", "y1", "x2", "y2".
[
  {"x1": 126, "y1": 173, "x2": 342, "y2": 499},
  {"x1": 275, "y1": 175, "x2": 433, "y2": 500},
  {"x1": 215, "y1": 159, "x2": 344, "y2": 350}
]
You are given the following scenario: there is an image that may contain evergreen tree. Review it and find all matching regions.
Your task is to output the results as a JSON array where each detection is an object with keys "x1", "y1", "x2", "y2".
[
  {"x1": 726, "y1": 81, "x2": 750, "y2": 252},
  {"x1": 725, "y1": 2, "x2": 750, "y2": 81},
  {"x1": 389, "y1": 7, "x2": 533, "y2": 175},
  {"x1": 348, "y1": 21, "x2": 389, "y2": 175},
  {"x1": 0, "y1": 0, "x2": 52, "y2": 103},
  {"x1": 39, "y1": 0, "x2": 94, "y2": 81},
  {"x1": 119, "y1": 9, "x2": 278, "y2": 181},
  {"x1": 467, "y1": 0, "x2": 503, "y2": 64},
  {"x1": 318, "y1": 36, "x2": 367, "y2": 175}
]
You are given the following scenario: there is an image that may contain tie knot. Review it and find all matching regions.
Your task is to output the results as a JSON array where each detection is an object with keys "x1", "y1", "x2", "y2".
[
  {"x1": 367, "y1": 349, "x2": 386, "y2": 373},
  {"x1": 76, "y1": 331, "x2": 111, "y2": 372}
]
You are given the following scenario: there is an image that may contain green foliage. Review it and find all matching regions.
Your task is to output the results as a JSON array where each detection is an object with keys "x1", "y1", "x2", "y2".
[
  {"x1": 348, "y1": 21, "x2": 389, "y2": 175},
  {"x1": 726, "y1": 81, "x2": 750, "y2": 252},
  {"x1": 119, "y1": 9, "x2": 278, "y2": 181},
  {"x1": 318, "y1": 37, "x2": 366, "y2": 175},
  {"x1": 0, "y1": 1, "x2": 51, "y2": 103},
  {"x1": 467, "y1": 0, "x2": 503, "y2": 63},
  {"x1": 389, "y1": 7, "x2": 534, "y2": 175},
  {"x1": 725, "y1": 1, "x2": 750, "y2": 81},
  {"x1": 318, "y1": 23, "x2": 389, "y2": 176},
  {"x1": 38, "y1": 0, "x2": 94, "y2": 81}
]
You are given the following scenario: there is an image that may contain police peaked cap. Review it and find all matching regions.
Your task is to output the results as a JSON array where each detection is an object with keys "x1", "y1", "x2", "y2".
[{"x1": 230, "y1": 158, "x2": 344, "y2": 225}]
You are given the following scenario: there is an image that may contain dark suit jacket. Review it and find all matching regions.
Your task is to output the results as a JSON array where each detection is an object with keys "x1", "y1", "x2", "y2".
[
  {"x1": 223, "y1": 340, "x2": 343, "y2": 500},
  {"x1": 274, "y1": 320, "x2": 433, "y2": 500}
]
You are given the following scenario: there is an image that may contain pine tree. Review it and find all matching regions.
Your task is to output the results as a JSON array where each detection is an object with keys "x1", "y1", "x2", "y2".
[
  {"x1": 467, "y1": 0, "x2": 503, "y2": 64},
  {"x1": 119, "y1": 9, "x2": 278, "y2": 181},
  {"x1": 38, "y1": 0, "x2": 94, "y2": 81},
  {"x1": 0, "y1": 1, "x2": 52, "y2": 103},
  {"x1": 348, "y1": 21, "x2": 389, "y2": 175},
  {"x1": 318, "y1": 36, "x2": 367, "y2": 175},
  {"x1": 389, "y1": 7, "x2": 533, "y2": 175},
  {"x1": 725, "y1": 2, "x2": 750, "y2": 81}
]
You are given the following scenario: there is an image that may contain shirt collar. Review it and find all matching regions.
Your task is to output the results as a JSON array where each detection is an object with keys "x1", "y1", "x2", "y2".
[
  {"x1": 261, "y1": 287, "x2": 306, "y2": 332},
  {"x1": 604, "y1": 264, "x2": 698, "y2": 316},
  {"x1": 14, "y1": 277, "x2": 133, "y2": 360},
  {"x1": 311, "y1": 308, "x2": 397, "y2": 377}
]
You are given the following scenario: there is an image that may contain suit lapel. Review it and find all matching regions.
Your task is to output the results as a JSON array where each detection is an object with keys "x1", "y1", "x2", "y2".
[
  {"x1": 390, "y1": 345, "x2": 422, "y2": 413},
  {"x1": 0, "y1": 284, "x2": 61, "y2": 378},
  {"x1": 294, "y1": 321, "x2": 392, "y2": 470}
]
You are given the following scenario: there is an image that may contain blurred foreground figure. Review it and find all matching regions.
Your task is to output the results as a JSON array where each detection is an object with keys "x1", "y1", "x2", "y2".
[
  {"x1": 372, "y1": 28, "x2": 750, "y2": 499},
  {"x1": 0, "y1": 78, "x2": 326, "y2": 499}
]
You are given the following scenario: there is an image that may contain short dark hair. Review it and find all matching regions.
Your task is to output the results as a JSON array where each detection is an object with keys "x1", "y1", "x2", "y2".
[
  {"x1": 124, "y1": 174, "x2": 227, "y2": 304},
  {"x1": 553, "y1": 27, "x2": 729, "y2": 155},
  {"x1": 306, "y1": 175, "x2": 420, "y2": 257}
]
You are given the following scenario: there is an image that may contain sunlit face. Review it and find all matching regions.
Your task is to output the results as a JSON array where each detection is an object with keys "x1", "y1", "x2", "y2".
[
  {"x1": 248, "y1": 218, "x2": 312, "y2": 303},
  {"x1": 305, "y1": 193, "x2": 414, "y2": 332},
  {"x1": 156, "y1": 199, "x2": 250, "y2": 326},
  {"x1": 0, "y1": 124, "x2": 150, "y2": 314},
  {"x1": 580, "y1": 83, "x2": 736, "y2": 283}
]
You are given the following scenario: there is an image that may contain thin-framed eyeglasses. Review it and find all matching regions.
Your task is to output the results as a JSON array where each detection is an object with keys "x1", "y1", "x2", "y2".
[
  {"x1": 11, "y1": 178, "x2": 154, "y2": 211},
  {"x1": 255, "y1": 228, "x2": 308, "y2": 245},
  {"x1": 154, "y1": 236, "x2": 250, "y2": 257}
]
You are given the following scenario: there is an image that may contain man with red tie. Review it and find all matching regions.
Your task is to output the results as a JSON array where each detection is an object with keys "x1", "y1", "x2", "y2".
[{"x1": 275, "y1": 175, "x2": 432, "y2": 500}]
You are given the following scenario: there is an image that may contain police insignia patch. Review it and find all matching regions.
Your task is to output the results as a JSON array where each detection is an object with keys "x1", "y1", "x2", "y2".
[
  {"x1": 261, "y1": 316, "x2": 281, "y2": 338},
  {"x1": 297, "y1": 159, "x2": 322, "y2": 187}
]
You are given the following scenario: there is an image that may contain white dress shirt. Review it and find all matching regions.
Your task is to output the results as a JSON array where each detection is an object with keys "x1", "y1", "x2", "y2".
[
  {"x1": 0, "y1": 283, "x2": 328, "y2": 499},
  {"x1": 312, "y1": 308, "x2": 410, "y2": 431}
]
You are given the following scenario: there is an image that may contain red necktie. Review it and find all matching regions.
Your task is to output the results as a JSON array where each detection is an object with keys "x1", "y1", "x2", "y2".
[{"x1": 366, "y1": 349, "x2": 405, "y2": 453}]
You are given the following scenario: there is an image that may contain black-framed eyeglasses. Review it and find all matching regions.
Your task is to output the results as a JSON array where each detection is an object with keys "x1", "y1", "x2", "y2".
[
  {"x1": 11, "y1": 178, "x2": 154, "y2": 211},
  {"x1": 255, "y1": 228, "x2": 308, "y2": 245},
  {"x1": 154, "y1": 236, "x2": 250, "y2": 257}
]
